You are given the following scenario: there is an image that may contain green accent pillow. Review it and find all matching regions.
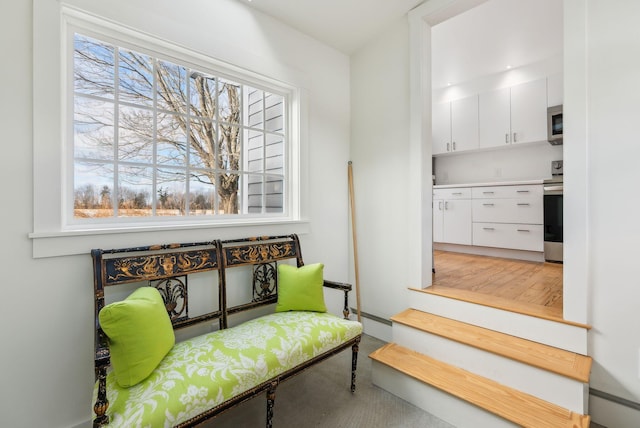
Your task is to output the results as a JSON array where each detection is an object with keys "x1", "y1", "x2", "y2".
[
  {"x1": 99, "y1": 286, "x2": 175, "y2": 388},
  {"x1": 276, "y1": 263, "x2": 327, "y2": 313}
]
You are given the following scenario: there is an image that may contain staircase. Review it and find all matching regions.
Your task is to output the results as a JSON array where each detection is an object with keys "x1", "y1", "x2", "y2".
[{"x1": 369, "y1": 289, "x2": 592, "y2": 428}]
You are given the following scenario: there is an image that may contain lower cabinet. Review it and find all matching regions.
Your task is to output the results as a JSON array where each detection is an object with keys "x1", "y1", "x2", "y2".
[
  {"x1": 473, "y1": 223, "x2": 544, "y2": 252},
  {"x1": 434, "y1": 184, "x2": 543, "y2": 253},
  {"x1": 433, "y1": 188, "x2": 472, "y2": 245},
  {"x1": 471, "y1": 184, "x2": 543, "y2": 252}
]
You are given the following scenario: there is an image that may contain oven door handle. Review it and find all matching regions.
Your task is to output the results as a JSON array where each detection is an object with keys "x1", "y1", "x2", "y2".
[{"x1": 544, "y1": 185, "x2": 563, "y2": 195}]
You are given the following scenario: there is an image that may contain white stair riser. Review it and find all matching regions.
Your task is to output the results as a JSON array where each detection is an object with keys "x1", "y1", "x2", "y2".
[
  {"x1": 372, "y1": 360, "x2": 519, "y2": 428},
  {"x1": 393, "y1": 323, "x2": 587, "y2": 413},
  {"x1": 410, "y1": 291, "x2": 588, "y2": 354}
]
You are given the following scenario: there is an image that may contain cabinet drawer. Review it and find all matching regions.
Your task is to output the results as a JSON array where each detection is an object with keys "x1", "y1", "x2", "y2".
[
  {"x1": 472, "y1": 184, "x2": 542, "y2": 199},
  {"x1": 473, "y1": 223, "x2": 543, "y2": 252},
  {"x1": 433, "y1": 187, "x2": 471, "y2": 200},
  {"x1": 472, "y1": 198, "x2": 543, "y2": 224}
]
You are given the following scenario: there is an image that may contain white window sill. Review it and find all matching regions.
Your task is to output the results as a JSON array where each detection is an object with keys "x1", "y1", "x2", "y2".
[{"x1": 29, "y1": 219, "x2": 310, "y2": 258}]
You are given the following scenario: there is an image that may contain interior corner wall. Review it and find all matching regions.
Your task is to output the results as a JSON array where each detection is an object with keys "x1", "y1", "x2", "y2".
[
  {"x1": 575, "y1": 0, "x2": 640, "y2": 425},
  {"x1": 4, "y1": 1, "x2": 350, "y2": 426},
  {"x1": 350, "y1": 18, "x2": 413, "y2": 325}
]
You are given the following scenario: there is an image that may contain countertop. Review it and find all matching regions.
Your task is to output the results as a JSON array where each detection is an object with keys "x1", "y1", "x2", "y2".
[{"x1": 433, "y1": 179, "x2": 544, "y2": 189}]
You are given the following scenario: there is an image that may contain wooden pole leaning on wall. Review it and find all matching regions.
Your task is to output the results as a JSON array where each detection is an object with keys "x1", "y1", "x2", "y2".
[{"x1": 348, "y1": 161, "x2": 362, "y2": 322}]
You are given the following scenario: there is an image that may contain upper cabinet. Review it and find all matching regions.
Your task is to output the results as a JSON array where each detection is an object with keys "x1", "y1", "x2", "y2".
[
  {"x1": 478, "y1": 87, "x2": 511, "y2": 149},
  {"x1": 479, "y1": 77, "x2": 548, "y2": 149},
  {"x1": 432, "y1": 94, "x2": 479, "y2": 155},
  {"x1": 434, "y1": 76, "x2": 555, "y2": 154},
  {"x1": 432, "y1": 101, "x2": 451, "y2": 155},
  {"x1": 510, "y1": 78, "x2": 548, "y2": 144}
]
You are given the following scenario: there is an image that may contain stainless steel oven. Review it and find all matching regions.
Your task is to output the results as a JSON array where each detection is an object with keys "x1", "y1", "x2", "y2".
[{"x1": 543, "y1": 175, "x2": 563, "y2": 263}]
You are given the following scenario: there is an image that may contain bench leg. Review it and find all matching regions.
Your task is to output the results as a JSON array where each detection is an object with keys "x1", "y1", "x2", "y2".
[
  {"x1": 93, "y1": 367, "x2": 109, "y2": 427},
  {"x1": 266, "y1": 381, "x2": 278, "y2": 428},
  {"x1": 351, "y1": 337, "x2": 361, "y2": 393}
]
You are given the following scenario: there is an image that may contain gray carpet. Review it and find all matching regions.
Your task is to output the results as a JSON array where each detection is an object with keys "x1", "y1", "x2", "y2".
[{"x1": 203, "y1": 334, "x2": 455, "y2": 427}]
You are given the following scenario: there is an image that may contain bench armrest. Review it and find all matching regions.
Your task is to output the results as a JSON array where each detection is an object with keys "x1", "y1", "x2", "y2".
[
  {"x1": 323, "y1": 280, "x2": 352, "y2": 292},
  {"x1": 323, "y1": 280, "x2": 353, "y2": 319}
]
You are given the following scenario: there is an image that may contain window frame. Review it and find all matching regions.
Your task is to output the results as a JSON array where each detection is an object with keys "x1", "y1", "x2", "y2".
[
  {"x1": 30, "y1": 5, "x2": 310, "y2": 258},
  {"x1": 69, "y1": 30, "x2": 289, "y2": 224}
]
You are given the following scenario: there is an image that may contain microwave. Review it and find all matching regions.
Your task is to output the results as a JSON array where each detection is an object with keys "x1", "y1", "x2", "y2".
[{"x1": 547, "y1": 105, "x2": 563, "y2": 145}]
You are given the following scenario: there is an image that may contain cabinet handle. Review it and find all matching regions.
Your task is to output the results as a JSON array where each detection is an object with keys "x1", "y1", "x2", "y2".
[
  {"x1": 452, "y1": 192, "x2": 463, "y2": 195},
  {"x1": 516, "y1": 190, "x2": 530, "y2": 193},
  {"x1": 517, "y1": 203, "x2": 530, "y2": 206},
  {"x1": 505, "y1": 133, "x2": 509, "y2": 144},
  {"x1": 483, "y1": 227, "x2": 495, "y2": 231},
  {"x1": 444, "y1": 201, "x2": 449, "y2": 210},
  {"x1": 447, "y1": 142, "x2": 451, "y2": 152},
  {"x1": 483, "y1": 191, "x2": 494, "y2": 194},
  {"x1": 513, "y1": 132, "x2": 518, "y2": 143},
  {"x1": 517, "y1": 229, "x2": 530, "y2": 232},
  {"x1": 438, "y1": 201, "x2": 443, "y2": 210},
  {"x1": 482, "y1": 203, "x2": 494, "y2": 206},
  {"x1": 452, "y1": 141, "x2": 456, "y2": 151}
]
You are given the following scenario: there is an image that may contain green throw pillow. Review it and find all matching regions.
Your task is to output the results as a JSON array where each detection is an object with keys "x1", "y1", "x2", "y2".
[
  {"x1": 99, "y1": 286, "x2": 175, "y2": 388},
  {"x1": 276, "y1": 263, "x2": 327, "y2": 313}
]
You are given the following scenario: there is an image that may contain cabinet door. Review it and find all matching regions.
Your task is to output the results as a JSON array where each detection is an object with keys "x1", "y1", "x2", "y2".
[
  {"x1": 479, "y1": 87, "x2": 510, "y2": 148},
  {"x1": 472, "y1": 198, "x2": 543, "y2": 224},
  {"x1": 473, "y1": 223, "x2": 544, "y2": 251},
  {"x1": 510, "y1": 78, "x2": 547, "y2": 144},
  {"x1": 432, "y1": 101, "x2": 451, "y2": 155},
  {"x1": 451, "y1": 95, "x2": 479, "y2": 152},
  {"x1": 443, "y1": 199, "x2": 472, "y2": 245},
  {"x1": 433, "y1": 200, "x2": 444, "y2": 242}
]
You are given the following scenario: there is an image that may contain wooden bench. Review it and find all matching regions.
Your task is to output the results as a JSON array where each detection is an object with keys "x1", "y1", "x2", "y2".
[{"x1": 92, "y1": 234, "x2": 363, "y2": 427}]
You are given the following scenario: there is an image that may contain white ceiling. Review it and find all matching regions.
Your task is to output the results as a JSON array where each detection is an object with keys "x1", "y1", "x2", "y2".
[
  {"x1": 431, "y1": 0, "x2": 563, "y2": 89},
  {"x1": 240, "y1": 0, "x2": 425, "y2": 54},
  {"x1": 241, "y1": 0, "x2": 562, "y2": 89}
]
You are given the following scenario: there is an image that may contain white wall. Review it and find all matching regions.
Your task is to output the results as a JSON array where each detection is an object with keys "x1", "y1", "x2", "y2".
[
  {"x1": 2, "y1": 1, "x2": 351, "y2": 427},
  {"x1": 434, "y1": 142, "x2": 563, "y2": 184},
  {"x1": 577, "y1": 0, "x2": 640, "y2": 425},
  {"x1": 350, "y1": 19, "x2": 414, "y2": 321},
  {"x1": 352, "y1": 1, "x2": 640, "y2": 427}
]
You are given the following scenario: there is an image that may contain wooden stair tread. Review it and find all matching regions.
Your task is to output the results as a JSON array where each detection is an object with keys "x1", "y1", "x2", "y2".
[
  {"x1": 370, "y1": 343, "x2": 590, "y2": 428},
  {"x1": 391, "y1": 309, "x2": 592, "y2": 382}
]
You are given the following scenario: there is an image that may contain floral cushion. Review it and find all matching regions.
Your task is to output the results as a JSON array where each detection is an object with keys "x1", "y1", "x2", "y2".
[{"x1": 94, "y1": 311, "x2": 363, "y2": 427}]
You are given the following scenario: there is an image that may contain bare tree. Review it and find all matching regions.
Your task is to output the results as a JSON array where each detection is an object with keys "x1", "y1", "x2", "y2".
[{"x1": 74, "y1": 35, "x2": 241, "y2": 215}]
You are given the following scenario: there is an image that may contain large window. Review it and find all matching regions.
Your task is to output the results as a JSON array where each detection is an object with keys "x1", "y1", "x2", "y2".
[{"x1": 72, "y1": 32, "x2": 287, "y2": 223}]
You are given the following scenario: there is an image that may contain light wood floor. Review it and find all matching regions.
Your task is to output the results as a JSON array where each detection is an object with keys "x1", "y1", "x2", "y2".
[{"x1": 429, "y1": 250, "x2": 564, "y2": 320}]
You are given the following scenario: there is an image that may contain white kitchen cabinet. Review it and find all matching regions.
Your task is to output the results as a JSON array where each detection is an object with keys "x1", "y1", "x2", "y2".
[
  {"x1": 432, "y1": 101, "x2": 451, "y2": 155},
  {"x1": 471, "y1": 184, "x2": 544, "y2": 252},
  {"x1": 473, "y1": 223, "x2": 544, "y2": 252},
  {"x1": 471, "y1": 184, "x2": 543, "y2": 199},
  {"x1": 434, "y1": 183, "x2": 543, "y2": 254},
  {"x1": 479, "y1": 78, "x2": 548, "y2": 148},
  {"x1": 510, "y1": 78, "x2": 548, "y2": 144},
  {"x1": 432, "y1": 94, "x2": 479, "y2": 154},
  {"x1": 472, "y1": 198, "x2": 543, "y2": 225},
  {"x1": 479, "y1": 87, "x2": 511, "y2": 149},
  {"x1": 433, "y1": 188, "x2": 472, "y2": 245}
]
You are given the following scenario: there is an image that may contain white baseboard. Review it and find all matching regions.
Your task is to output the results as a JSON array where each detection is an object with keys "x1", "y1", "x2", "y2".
[
  {"x1": 360, "y1": 316, "x2": 392, "y2": 343},
  {"x1": 590, "y1": 393, "x2": 640, "y2": 428},
  {"x1": 434, "y1": 242, "x2": 545, "y2": 262},
  {"x1": 70, "y1": 419, "x2": 91, "y2": 428}
]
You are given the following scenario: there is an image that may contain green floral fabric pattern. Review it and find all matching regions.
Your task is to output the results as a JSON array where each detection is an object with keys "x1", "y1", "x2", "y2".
[{"x1": 94, "y1": 311, "x2": 363, "y2": 427}]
